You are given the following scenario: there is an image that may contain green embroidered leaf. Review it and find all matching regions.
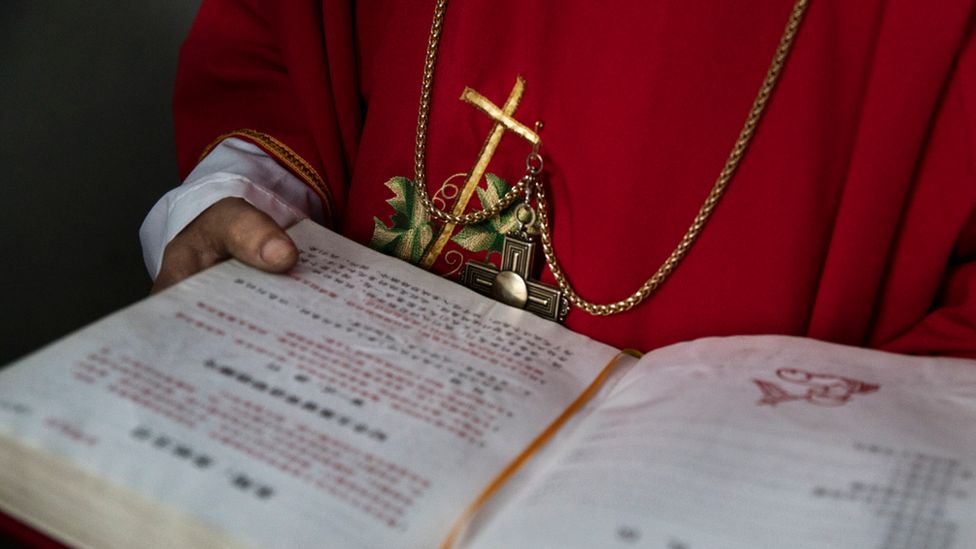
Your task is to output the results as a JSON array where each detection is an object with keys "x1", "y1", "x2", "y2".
[
  {"x1": 451, "y1": 173, "x2": 520, "y2": 254},
  {"x1": 451, "y1": 225, "x2": 497, "y2": 253},
  {"x1": 369, "y1": 176, "x2": 434, "y2": 264}
]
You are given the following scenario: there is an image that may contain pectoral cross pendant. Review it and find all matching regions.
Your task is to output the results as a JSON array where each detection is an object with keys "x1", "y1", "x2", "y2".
[
  {"x1": 462, "y1": 204, "x2": 568, "y2": 322},
  {"x1": 450, "y1": 77, "x2": 567, "y2": 322}
]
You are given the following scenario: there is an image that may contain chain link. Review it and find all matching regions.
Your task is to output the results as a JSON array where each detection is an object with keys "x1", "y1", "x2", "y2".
[
  {"x1": 413, "y1": 0, "x2": 811, "y2": 315},
  {"x1": 412, "y1": 0, "x2": 531, "y2": 225}
]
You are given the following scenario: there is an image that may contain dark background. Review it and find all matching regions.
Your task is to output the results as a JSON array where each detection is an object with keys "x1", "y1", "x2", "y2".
[{"x1": 1, "y1": 1, "x2": 201, "y2": 363}]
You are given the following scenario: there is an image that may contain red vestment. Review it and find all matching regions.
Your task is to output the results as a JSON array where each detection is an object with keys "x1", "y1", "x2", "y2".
[{"x1": 173, "y1": 0, "x2": 976, "y2": 357}]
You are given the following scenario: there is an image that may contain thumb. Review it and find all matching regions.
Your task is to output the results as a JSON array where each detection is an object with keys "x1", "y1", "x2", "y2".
[
  {"x1": 215, "y1": 200, "x2": 299, "y2": 273},
  {"x1": 257, "y1": 236, "x2": 297, "y2": 269}
]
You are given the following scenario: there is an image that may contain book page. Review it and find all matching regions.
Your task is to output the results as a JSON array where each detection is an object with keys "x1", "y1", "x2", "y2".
[
  {"x1": 0, "y1": 220, "x2": 619, "y2": 548},
  {"x1": 469, "y1": 336, "x2": 976, "y2": 549}
]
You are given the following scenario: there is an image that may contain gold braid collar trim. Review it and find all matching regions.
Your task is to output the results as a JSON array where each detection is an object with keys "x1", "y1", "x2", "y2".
[{"x1": 200, "y1": 129, "x2": 336, "y2": 226}]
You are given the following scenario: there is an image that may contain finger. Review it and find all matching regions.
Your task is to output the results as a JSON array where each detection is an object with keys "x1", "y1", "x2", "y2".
[
  {"x1": 151, "y1": 198, "x2": 300, "y2": 294},
  {"x1": 215, "y1": 201, "x2": 299, "y2": 273},
  {"x1": 152, "y1": 242, "x2": 209, "y2": 294}
]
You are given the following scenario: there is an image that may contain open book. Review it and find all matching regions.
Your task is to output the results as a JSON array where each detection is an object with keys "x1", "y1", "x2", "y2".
[{"x1": 1, "y1": 220, "x2": 974, "y2": 548}]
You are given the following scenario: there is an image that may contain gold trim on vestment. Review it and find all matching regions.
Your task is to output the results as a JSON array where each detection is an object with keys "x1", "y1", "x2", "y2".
[{"x1": 199, "y1": 129, "x2": 336, "y2": 227}]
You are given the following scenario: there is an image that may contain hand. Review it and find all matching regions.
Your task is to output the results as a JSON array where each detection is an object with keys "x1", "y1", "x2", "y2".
[{"x1": 152, "y1": 197, "x2": 298, "y2": 293}]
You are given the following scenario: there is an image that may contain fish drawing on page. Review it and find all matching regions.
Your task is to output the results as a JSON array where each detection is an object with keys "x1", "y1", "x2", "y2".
[{"x1": 751, "y1": 368, "x2": 880, "y2": 407}]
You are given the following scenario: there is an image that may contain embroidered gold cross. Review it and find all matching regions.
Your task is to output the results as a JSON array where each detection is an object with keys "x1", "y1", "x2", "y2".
[{"x1": 418, "y1": 77, "x2": 540, "y2": 268}]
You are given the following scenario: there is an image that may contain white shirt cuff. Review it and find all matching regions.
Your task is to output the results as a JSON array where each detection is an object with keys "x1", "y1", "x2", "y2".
[{"x1": 139, "y1": 137, "x2": 324, "y2": 280}]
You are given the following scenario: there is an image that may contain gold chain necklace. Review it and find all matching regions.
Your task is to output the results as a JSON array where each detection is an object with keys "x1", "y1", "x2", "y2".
[{"x1": 412, "y1": 0, "x2": 811, "y2": 316}]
